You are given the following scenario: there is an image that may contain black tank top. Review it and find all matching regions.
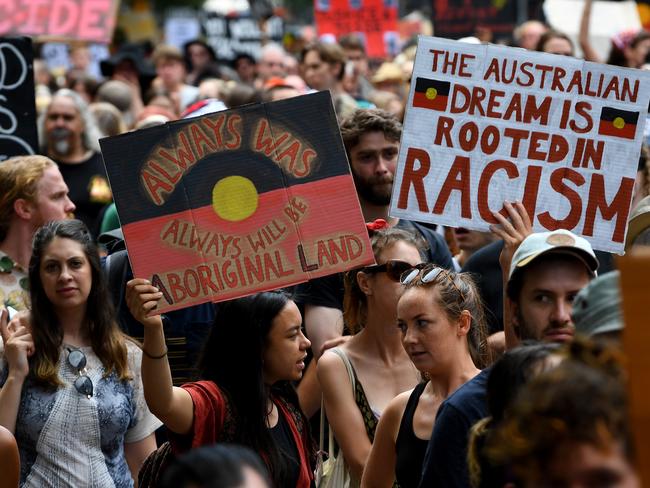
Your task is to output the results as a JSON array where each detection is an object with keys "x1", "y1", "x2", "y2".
[
  {"x1": 270, "y1": 409, "x2": 301, "y2": 488},
  {"x1": 395, "y1": 382, "x2": 430, "y2": 488}
]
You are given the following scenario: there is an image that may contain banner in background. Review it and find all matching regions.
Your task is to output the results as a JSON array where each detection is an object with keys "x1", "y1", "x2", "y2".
[
  {"x1": 0, "y1": 0, "x2": 119, "y2": 43},
  {"x1": 314, "y1": 0, "x2": 399, "y2": 58},
  {"x1": 390, "y1": 36, "x2": 650, "y2": 254},
  {"x1": 100, "y1": 92, "x2": 374, "y2": 313},
  {"x1": 0, "y1": 37, "x2": 37, "y2": 161},
  {"x1": 430, "y1": 0, "x2": 546, "y2": 40},
  {"x1": 202, "y1": 12, "x2": 283, "y2": 61}
]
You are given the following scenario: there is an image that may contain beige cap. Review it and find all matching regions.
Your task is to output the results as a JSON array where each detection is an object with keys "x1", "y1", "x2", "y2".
[{"x1": 625, "y1": 195, "x2": 650, "y2": 251}]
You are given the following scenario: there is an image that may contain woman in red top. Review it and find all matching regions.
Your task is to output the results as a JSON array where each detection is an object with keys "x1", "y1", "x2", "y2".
[{"x1": 126, "y1": 284, "x2": 315, "y2": 487}]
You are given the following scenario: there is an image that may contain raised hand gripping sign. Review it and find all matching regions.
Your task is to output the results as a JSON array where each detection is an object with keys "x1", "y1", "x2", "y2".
[
  {"x1": 390, "y1": 36, "x2": 650, "y2": 254},
  {"x1": 100, "y1": 92, "x2": 374, "y2": 314}
]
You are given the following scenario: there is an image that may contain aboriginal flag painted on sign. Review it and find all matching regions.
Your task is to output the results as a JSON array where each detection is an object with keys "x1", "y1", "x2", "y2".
[
  {"x1": 412, "y1": 77, "x2": 451, "y2": 111},
  {"x1": 99, "y1": 91, "x2": 374, "y2": 313},
  {"x1": 598, "y1": 107, "x2": 639, "y2": 140}
]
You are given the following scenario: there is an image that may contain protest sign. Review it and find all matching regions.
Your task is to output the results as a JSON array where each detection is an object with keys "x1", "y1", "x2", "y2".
[
  {"x1": 100, "y1": 92, "x2": 374, "y2": 314},
  {"x1": 0, "y1": 0, "x2": 119, "y2": 43},
  {"x1": 619, "y1": 249, "x2": 650, "y2": 486},
  {"x1": 314, "y1": 0, "x2": 399, "y2": 58},
  {"x1": 202, "y1": 12, "x2": 283, "y2": 62},
  {"x1": 164, "y1": 9, "x2": 201, "y2": 50},
  {"x1": 431, "y1": 0, "x2": 543, "y2": 40},
  {"x1": 390, "y1": 36, "x2": 650, "y2": 254},
  {"x1": 0, "y1": 37, "x2": 37, "y2": 161}
]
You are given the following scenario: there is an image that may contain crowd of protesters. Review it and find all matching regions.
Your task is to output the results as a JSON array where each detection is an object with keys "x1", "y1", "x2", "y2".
[{"x1": 1, "y1": 4, "x2": 650, "y2": 487}]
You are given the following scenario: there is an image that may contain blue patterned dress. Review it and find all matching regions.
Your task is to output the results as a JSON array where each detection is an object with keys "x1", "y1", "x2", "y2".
[{"x1": 0, "y1": 341, "x2": 161, "y2": 487}]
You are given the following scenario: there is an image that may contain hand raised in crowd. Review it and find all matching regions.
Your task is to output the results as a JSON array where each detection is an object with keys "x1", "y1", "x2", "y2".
[
  {"x1": 490, "y1": 201, "x2": 533, "y2": 350},
  {"x1": 490, "y1": 201, "x2": 533, "y2": 277},
  {"x1": 0, "y1": 308, "x2": 34, "y2": 379},
  {"x1": 125, "y1": 279, "x2": 164, "y2": 329}
]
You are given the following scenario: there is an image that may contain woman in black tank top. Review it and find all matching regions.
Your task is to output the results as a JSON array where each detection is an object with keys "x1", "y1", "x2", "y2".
[{"x1": 361, "y1": 267, "x2": 490, "y2": 488}]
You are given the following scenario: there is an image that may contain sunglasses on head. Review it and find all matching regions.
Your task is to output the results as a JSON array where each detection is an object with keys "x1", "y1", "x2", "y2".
[
  {"x1": 67, "y1": 347, "x2": 93, "y2": 399},
  {"x1": 363, "y1": 260, "x2": 427, "y2": 282},
  {"x1": 400, "y1": 264, "x2": 465, "y2": 300}
]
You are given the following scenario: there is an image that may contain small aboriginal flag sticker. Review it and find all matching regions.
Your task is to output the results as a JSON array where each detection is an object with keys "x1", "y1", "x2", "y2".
[
  {"x1": 598, "y1": 107, "x2": 639, "y2": 140},
  {"x1": 412, "y1": 77, "x2": 451, "y2": 111}
]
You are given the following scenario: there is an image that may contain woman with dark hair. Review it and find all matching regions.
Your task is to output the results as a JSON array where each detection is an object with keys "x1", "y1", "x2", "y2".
[
  {"x1": 0, "y1": 219, "x2": 160, "y2": 487},
  {"x1": 317, "y1": 226, "x2": 426, "y2": 486},
  {"x1": 126, "y1": 284, "x2": 315, "y2": 488},
  {"x1": 183, "y1": 40, "x2": 218, "y2": 86},
  {"x1": 607, "y1": 30, "x2": 650, "y2": 68},
  {"x1": 361, "y1": 266, "x2": 490, "y2": 488}
]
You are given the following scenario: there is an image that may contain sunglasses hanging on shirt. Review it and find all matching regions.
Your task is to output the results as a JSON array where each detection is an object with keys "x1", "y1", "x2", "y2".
[{"x1": 67, "y1": 347, "x2": 93, "y2": 399}]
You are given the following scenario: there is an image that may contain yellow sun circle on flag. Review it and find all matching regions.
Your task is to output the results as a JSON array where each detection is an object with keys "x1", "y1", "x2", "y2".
[
  {"x1": 613, "y1": 116, "x2": 625, "y2": 129},
  {"x1": 425, "y1": 87, "x2": 438, "y2": 100},
  {"x1": 212, "y1": 176, "x2": 258, "y2": 222}
]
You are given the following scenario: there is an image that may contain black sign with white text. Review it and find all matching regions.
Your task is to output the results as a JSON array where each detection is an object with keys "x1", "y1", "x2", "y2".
[{"x1": 0, "y1": 37, "x2": 38, "y2": 161}]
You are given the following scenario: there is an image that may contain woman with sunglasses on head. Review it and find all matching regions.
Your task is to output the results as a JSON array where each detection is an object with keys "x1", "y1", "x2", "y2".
[
  {"x1": 126, "y1": 283, "x2": 315, "y2": 488},
  {"x1": 0, "y1": 219, "x2": 161, "y2": 487},
  {"x1": 317, "y1": 226, "x2": 426, "y2": 486},
  {"x1": 361, "y1": 265, "x2": 489, "y2": 488}
]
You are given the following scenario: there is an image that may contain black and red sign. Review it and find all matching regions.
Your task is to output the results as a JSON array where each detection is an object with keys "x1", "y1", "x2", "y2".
[{"x1": 100, "y1": 92, "x2": 374, "y2": 313}]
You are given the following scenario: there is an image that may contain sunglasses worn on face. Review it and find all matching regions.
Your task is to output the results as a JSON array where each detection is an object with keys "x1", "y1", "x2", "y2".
[
  {"x1": 363, "y1": 260, "x2": 426, "y2": 282},
  {"x1": 400, "y1": 264, "x2": 465, "y2": 300},
  {"x1": 67, "y1": 348, "x2": 93, "y2": 399}
]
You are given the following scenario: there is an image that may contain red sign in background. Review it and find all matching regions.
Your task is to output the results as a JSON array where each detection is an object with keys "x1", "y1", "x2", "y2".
[{"x1": 314, "y1": 0, "x2": 399, "y2": 58}]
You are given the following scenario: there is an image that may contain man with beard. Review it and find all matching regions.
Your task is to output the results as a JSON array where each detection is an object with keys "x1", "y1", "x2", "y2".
[
  {"x1": 40, "y1": 89, "x2": 111, "y2": 237},
  {"x1": 506, "y1": 229, "x2": 597, "y2": 344},
  {"x1": 339, "y1": 109, "x2": 452, "y2": 265},
  {"x1": 294, "y1": 109, "x2": 453, "y2": 416},
  {"x1": 0, "y1": 155, "x2": 75, "y2": 311}
]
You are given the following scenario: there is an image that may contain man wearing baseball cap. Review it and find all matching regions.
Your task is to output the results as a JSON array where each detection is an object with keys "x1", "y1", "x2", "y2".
[
  {"x1": 419, "y1": 224, "x2": 599, "y2": 488},
  {"x1": 506, "y1": 228, "x2": 598, "y2": 344}
]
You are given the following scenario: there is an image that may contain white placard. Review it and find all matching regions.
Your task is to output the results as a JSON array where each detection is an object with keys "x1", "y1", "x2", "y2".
[{"x1": 390, "y1": 36, "x2": 650, "y2": 254}]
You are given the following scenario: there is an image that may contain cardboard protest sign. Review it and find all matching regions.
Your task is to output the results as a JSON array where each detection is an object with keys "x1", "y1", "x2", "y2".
[
  {"x1": 619, "y1": 249, "x2": 650, "y2": 487},
  {"x1": 100, "y1": 92, "x2": 374, "y2": 313},
  {"x1": 0, "y1": 37, "x2": 37, "y2": 161},
  {"x1": 314, "y1": 0, "x2": 399, "y2": 58},
  {"x1": 390, "y1": 36, "x2": 650, "y2": 254},
  {"x1": 0, "y1": 0, "x2": 119, "y2": 43},
  {"x1": 202, "y1": 12, "x2": 283, "y2": 62}
]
